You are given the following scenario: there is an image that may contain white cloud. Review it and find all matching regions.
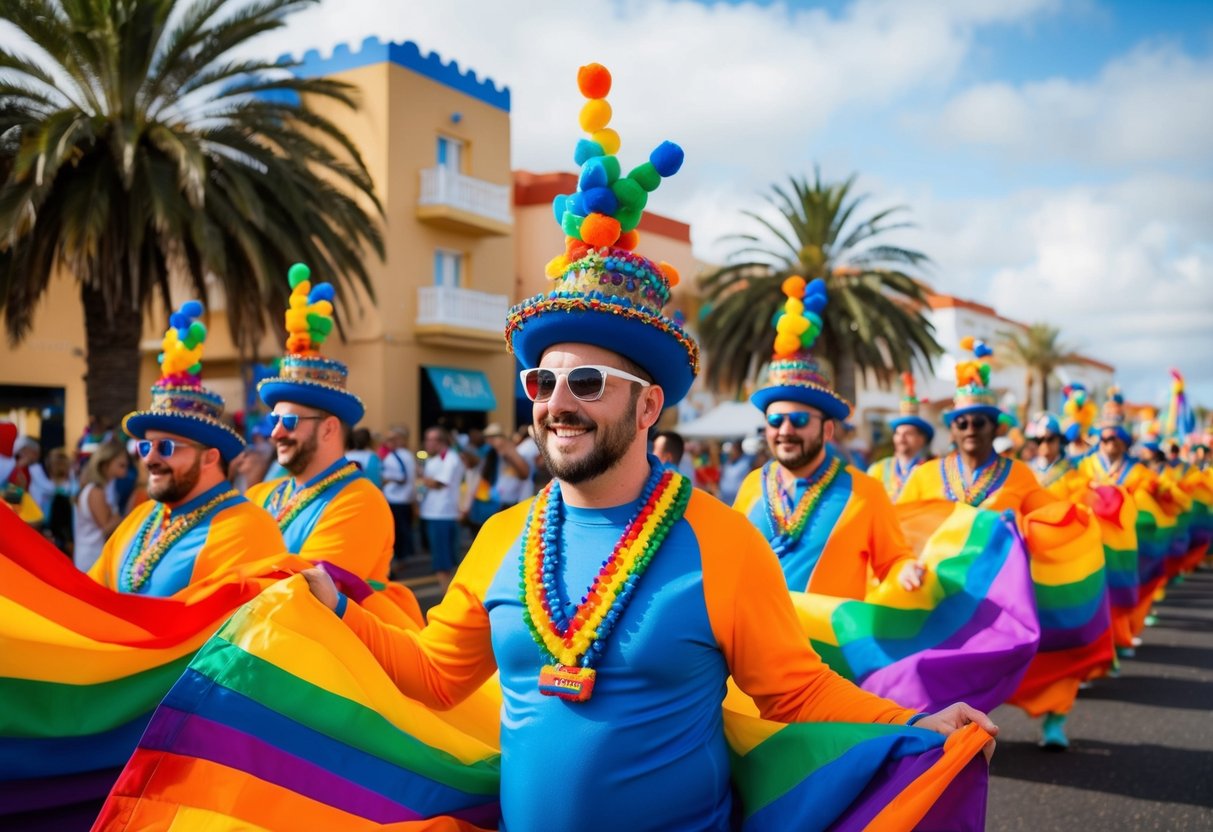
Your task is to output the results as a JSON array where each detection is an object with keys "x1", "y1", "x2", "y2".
[{"x1": 932, "y1": 41, "x2": 1213, "y2": 167}]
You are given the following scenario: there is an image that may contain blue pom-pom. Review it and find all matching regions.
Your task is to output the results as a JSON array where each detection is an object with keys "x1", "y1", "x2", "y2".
[
  {"x1": 180, "y1": 300, "x2": 204, "y2": 319},
  {"x1": 308, "y1": 283, "x2": 336, "y2": 304},
  {"x1": 579, "y1": 157, "x2": 610, "y2": 190},
  {"x1": 649, "y1": 141, "x2": 684, "y2": 177},
  {"x1": 169, "y1": 312, "x2": 187, "y2": 329},
  {"x1": 567, "y1": 191, "x2": 588, "y2": 217},
  {"x1": 805, "y1": 278, "x2": 827, "y2": 298},
  {"x1": 574, "y1": 139, "x2": 605, "y2": 166},
  {"x1": 974, "y1": 341, "x2": 993, "y2": 358},
  {"x1": 804, "y1": 295, "x2": 827, "y2": 314},
  {"x1": 582, "y1": 186, "x2": 619, "y2": 216},
  {"x1": 552, "y1": 194, "x2": 568, "y2": 223}
]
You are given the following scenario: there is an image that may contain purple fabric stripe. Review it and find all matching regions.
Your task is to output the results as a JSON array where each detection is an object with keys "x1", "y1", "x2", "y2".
[
  {"x1": 1037, "y1": 606, "x2": 1111, "y2": 652},
  {"x1": 862, "y1": 537, "x2": 1039, "y2": 713},
  {"x1": 141, "y1": 706, "x2": 423, "y2": 823},
  {"x1": 0, "y1": 767, "x2": 121, "y2": 815},
  {"x1": 913, "y1": 751, "x2": 990, "y2": 830}
]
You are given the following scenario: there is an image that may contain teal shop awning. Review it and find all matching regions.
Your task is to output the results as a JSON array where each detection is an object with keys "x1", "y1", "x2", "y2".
[{"x1": 425, "y1": 366, "x2": 498, "y2": 411}]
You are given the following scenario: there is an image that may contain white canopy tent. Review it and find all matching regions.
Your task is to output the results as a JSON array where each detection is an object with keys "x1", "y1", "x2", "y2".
[{"x1": 674, "y1": 401, "x2": 766, "y2": 439}]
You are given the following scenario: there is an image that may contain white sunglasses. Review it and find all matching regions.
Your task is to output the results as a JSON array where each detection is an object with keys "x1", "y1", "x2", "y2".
[{"x1": 519, "y1": 365, "x2": 651, "y2": 402}]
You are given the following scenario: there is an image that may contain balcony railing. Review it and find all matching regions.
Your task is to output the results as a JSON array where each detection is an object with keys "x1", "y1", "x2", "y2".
[
  {"x1": 418, "y1": 167, "x2": 512, "y2": 230},
  {"x1": 416, "y1": 285, "x2": 509, "y2": 335}
]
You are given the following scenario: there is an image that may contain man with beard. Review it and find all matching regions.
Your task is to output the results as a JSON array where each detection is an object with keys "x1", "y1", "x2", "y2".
[
  {"x1": 245, "y1": 264, "x2": 394, "y2": 581},
  {"x1": 734, "y1": 277, "x2": 918, "y2": 599},
  {"x1": 89, "y1": 302, "x2": 284, "y2": 595},
  {"x1": 868, "y1": 372, "x2": 934, "y2": 501},
  {"x1": 301, "y1": 65, "x2": 994, "y2": 831}
]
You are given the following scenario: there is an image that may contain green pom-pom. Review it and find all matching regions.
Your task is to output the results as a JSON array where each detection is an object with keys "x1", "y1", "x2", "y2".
[
  {"x1": 615, "y1": 207, "x2": 642, "y2": 232},
  {"x1": 288, "y1": 263, "x2": 311, "y2": 288},
  {"x1": 187, "y1": 362, "x2": 202, "y2": 375},
  {"x1": 561, "y1": 210, "x2": 585, "y2": 239},
  {"x1": 600, "y1": 155, "x2": 621, "y2": 183},
  {"x1": 629, "y1": 162, "x2": 661, "y2": 192},
  {"x1": 182, "y1": 320, "x2": 207, "y2": 349},
  {"x1": 800, "y1": 328, "x2": 818, "y2": 349},
  {"x1": 979, "y1": 366, "x2": 991, "y2": 386},
  {"x1": 308, "y1": 314, "x2": 334, "y2": 335},
  {"x1": 611, "y1": 178, "x2": 648, "y2": 212}
]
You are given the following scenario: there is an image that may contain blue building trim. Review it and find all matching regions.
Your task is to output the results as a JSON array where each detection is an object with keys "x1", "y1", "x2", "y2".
[{"x1": 283, "y1": 37, "x2": 510, "y2": 112}]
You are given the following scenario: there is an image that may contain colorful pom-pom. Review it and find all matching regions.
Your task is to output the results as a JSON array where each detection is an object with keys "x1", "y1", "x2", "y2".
[
  {"x1": 182, "y1": 320, "x2": 207, "y2": 350},
  {"x1": 959, "y1": 335, "x2": 975, "y2": 352},
  {"x1": 781, "y1": 276, "x2": 807, "y2": 298},
  {"x1": 288, "y1": 263, "x2": 311, "y2": 288},
  {"x1": 169, "y1": 312, "x2": 187, "y2": 330},
  {"x1": 552, "y1": 194, "x2": 569, "y2": 223},
  {"x1": 308, "y1": 283, "x2": 335, "y2": 303},
  {"x1": 611, "y1": 178, "x2": 648, "y2": 212},
  {"x1": 579, "y1": 99, "x2": 612, "y2": 134},
  {"x1": 180, "y1": 300, "x2": 204, "y2": 319},
  {"x1": 774, "y1": 333, "x2": 800, "y2": 357},
  {"x1": 615, "y1": 206, "x2": 642, "y2": 233},
  {"x1": 561, "y1": 211, "x2": 585, "y2": 239},
  {"x1": 649, "y1": 141, "x2": 684, "y2": 177},
  {"x1": 658, "y1": 261, "x2": 680, "y2": 287},
  {"x1": 616, "y1": 230, "x2": 640, "y2": 251},
  {"x1": 574, "y1": 139, "x2": 604, "y2": 166},
  {"x1": 628, "y1": 162, "x2": 661, "y2": 192},
  {"x1": 592, "y1": 128, "x2": 620, "y2": 155},
  {"x1": 578, "y1": 63, "x2": 612, "y2": 99},
  {"x1": 784, "y1": 298, "x2": 805, "y2": 317},
  {"x1": 580, "y1": 213, "x2": 621, "y2": 248},
  {"x1": 582, "y1": 186, "x2": 619, "y2": 216},
  {"x1": 580, "y1": 159, "x2": 609, "y2": 190},
  {"x1": 974, "y1": 341, "x2": 993, "y2": 358},
  {"x1": 545, "y1": 254, "x2": 570, "y2": 279}
]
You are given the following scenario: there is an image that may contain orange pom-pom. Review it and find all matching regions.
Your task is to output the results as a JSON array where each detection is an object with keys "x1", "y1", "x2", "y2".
[
  {"x1": 658, "y1": 261, "x2": 680, "y2": 287},
  {"x1": 577, "y1": 63, "x2": 612, "y2": 99},
  {"x1": 959, "y1": 335, "x2": 976, "y2": 352},
  {"x1": 781, "y1": 275, "x2": 807, "y2": 299},
  {"x1": 773, "y1": 333, "x2": 800, "y2": 357},
  {"x1": 580, "y1": 213, "x2": 621, "y2": 248},
  {"x1": 616, "y1": 230, "x2": 640, "y2": 250}
]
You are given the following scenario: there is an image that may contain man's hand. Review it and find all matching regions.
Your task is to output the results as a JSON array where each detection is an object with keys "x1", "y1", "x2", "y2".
[
  {"x1": 301, "y1": 567, "x2": 339, "y2": 611},
  {"x1": 898, "y1": 560, "x2": 926, "y2": 591},
  {"x1": 914, "y1": 702, "x2": 999, "y2": 761}
]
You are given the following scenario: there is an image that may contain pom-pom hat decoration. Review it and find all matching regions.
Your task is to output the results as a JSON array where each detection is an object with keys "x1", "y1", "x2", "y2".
[
  {"x1": 1094, "y1": 386, "x2": 1132, "y2": 446},
  {"x1": 506, "y1": 63, "x2": 699, "y2": 405},
  {"x1": 1060, "y1": 383, "x2": 1097, "y2": 444},
  {"x1": 888, "y1": 371, "x2": 934, "y2": 441},
  {"x1": 1025, "y1": 412, "x2": 1063, "y2": 440},
  {"x1": 257, "y1": 263, "x2": 365, "y2": 425},
  {"x1": 1137, "y1": 406, "x2": 1162, "y2": 452},
  {"x1": 123, "y1": 301, "x2": 245, "y2": 462},
  {"x1": 750, "y1": 276, "x2": 851, "y2": 420},
  {"x1": 942, "y1": 336, "x2": 1002, "y2": 426}
]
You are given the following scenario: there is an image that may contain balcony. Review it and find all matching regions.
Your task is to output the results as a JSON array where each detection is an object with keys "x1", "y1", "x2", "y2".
[
  {"x1": 417, "y1": 167, "x2": 512, "y2": 236},
  {"x1": 415, "y1": 285, "x2": 510, "y2": 350}
]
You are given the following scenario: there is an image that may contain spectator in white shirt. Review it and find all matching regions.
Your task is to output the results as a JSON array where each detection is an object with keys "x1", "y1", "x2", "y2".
[
  {"x1": 381, "y1": 425, "x2": 417, "y2": 575},
  {"x1": 419, "y1": 427, "x2": 465, "y2": 595}
]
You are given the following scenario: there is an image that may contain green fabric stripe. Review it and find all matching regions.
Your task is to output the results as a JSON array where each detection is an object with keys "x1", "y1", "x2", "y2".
[
  {"x1": 190, "y1": 634, "x2": 499, "y2": 794},
  {"x1": 729, "y1": 720, "x2": 905, "y2": 812},
  {"x1": 1103, "y1": 547, "x2": 1137, "y2": 572},
  {"x1": 809, "y1": 639, "x2": 853, "y2": 680},
  {"x1": 1033, "y1": 569, "x2": 1106, "y2": 610},
  {"x1": 0, "y1": 655, "x2": 193, "y2": 737}
]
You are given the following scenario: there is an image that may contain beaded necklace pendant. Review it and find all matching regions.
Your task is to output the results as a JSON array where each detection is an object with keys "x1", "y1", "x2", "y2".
[
  {"x1": 942, "y1": 454, "x2": 1011, "y2": 506},
  {"x1": 761, "y1": 456, "x2": 843, "y2": 553},
  {"x1": 270, "y1": 462, "x2": 359, "y2": 531},
  {"x1": 518, "y1": 465, "x2": 692, "y2": 703},
  {"x1": 122, "y1": 489, "x2": 239, "y2": 592}
]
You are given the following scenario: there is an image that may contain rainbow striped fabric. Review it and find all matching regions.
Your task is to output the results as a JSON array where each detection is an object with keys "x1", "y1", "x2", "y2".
[
  {"x1": 1080, "y1": 485, "x2": 1140, "y2": 647},
  {"x1": 788, "y1": 501, "x2": 1039, "y2": 713}
]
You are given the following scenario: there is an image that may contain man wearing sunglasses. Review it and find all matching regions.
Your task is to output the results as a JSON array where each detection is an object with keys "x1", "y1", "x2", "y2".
[
  {"x1": 1024, "y1": 413, "x2": 1086, "y2": 501},
  {"x1": 89, "y1": 302, "x2": 286, "y2": 596},
  {"x1": 300, "y1": 85, "x2": 994, "y2": 832}
]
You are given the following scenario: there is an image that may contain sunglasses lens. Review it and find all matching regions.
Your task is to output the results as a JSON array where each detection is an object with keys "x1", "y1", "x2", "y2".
[
  {"x1": 789, "y1": 412, "x2": 810, "y2": 428},
  {"x1": 137, "y1": 440, "x2": 152, "y2": 458},
  {"x1": 158, "y1": 439, "x2": 175, "y2": 458},
  {"x1": 524, "y1": 370, "x2": 557, "y2": 402},
  {"x1": 568, "y1": 367, "x2": 606, "y2": 400}
]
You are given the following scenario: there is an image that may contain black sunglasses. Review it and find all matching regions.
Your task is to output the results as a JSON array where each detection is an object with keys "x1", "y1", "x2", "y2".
[
  {"x1": 1099, "y1": 434, "x2": 1120, "y2": 444},
  {"x1": 766, "y1": 412, "x2": 816, "y2": 429},
  {"x1": 953, "y1": 416, "x2": 990, "y2": 431},
  {"x1": 136, "y1": 438, "x2": 200, "y2": 459},
  {"x1": 268, "y1": 413, "x2": 328, "y2": 432}
]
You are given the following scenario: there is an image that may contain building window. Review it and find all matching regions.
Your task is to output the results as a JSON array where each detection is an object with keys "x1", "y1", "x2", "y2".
[
  {"x1": 437, "y1": 136, "x2": 463, "y2": 173},
  {"x1": 434, "y1": 249, "x2": 463, "y2": 287}
]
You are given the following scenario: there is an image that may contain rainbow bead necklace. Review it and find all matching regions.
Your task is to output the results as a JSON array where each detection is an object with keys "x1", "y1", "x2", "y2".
[
  {"x1": 270, "y1": 461, "x2": 359, "y2": 531},
  {"x1": 121, "y1": 489, "x2": 239, "y2": 592},
  {"x1": 883, "y1": 455, "x2": 922, "y2": 501},
  {"x1": 1032, "y1": 456, "x2": 1073, "y2": 488},
  {"x1": 1091, "y1": 454, "x2": 1128, "y2": 486},
  {"x1": 519, "y1": 465, "x2": 691, "y2": 702},
  {"x1": 762, "y1": 455, "x2": 843, "y2": 548},
  {"x1": 942, "y1": 453, "x2": 1011, "y2": 506}
]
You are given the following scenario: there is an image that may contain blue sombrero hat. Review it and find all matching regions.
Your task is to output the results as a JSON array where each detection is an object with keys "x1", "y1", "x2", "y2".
[
  {"x1": 257, "y1": 263, "x2": 364, "y2": 425},
  {"x1": 942, "y1": 336, "x2": 1002, "y2": 426},
  {"x1": 123, "y1": 301, "x2": 245, "y2": 462},
  {"x1": 750, "y1": 276, "x2": 851, "y2": 420},
  {"x1": 888, "y1": 371, "x2": 934, "y2": 441},
  {"x1": 1025, "y1": 411, "x2": 1063, "y2": 440},
  {"x1": 505, "y1": 63, "x2": 698, "y2": 405}
]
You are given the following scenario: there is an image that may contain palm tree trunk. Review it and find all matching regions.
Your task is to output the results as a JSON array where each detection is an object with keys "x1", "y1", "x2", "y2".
[
  {"x1": 1040, "y1": 373, "x2": 1050, "y2": 413},
  {"x1": 81, "y1": 281, "x2": 144, "y2": 432},
  {"x1": 834, "y1": 347, "x2": 858, "y2": 417}
]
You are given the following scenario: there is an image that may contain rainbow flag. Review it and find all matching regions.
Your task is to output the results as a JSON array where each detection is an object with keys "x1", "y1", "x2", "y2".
[
  {"x1": 95, "y1": 581, "x2": 992, "y2": 830},
  {"x1": 1010, "y1": 501, "x2": 1114, "y2": 716},
  {"x1": 1080, "y1": 486, "x2": 1139, "y2": 647},
  {"x1": 789, "y1": 501, "x2": 1039, "y2": 713}
]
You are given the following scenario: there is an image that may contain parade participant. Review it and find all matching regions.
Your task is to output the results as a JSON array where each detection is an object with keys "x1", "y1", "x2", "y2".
[
  {"x1": 1061, "y1": 382, "x2": 1098, "y2": 462},
  {"x1": 88, "y1": 302, "x2": 285, "y2": 595},
  {"x1": 303, "y1": 64, "x2": 995, "y2": 832},
  {"x1": 868, "y1": 372, "x2": 934, "y2": 501},
  {"x1": 246, "y1": 264, "x2": 394, "y2": 581},
  {"x1": 898, "y1": 338, "x2": 1057, "y2": 516},
  {"x1": 734, "y1": 277, "x2": 917, "y2": 598},
  {"x1": 1025, "y1": 412, "x2": 1086, "y2": 500}
]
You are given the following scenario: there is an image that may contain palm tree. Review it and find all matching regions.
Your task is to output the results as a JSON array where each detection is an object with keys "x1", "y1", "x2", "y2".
[
  {"x1": 0, "y1": 0, "x2": 383, "y2": 427},
  {"x1": 698, "y1": 170, "x2": 940, "y2": 406},
  {"x1": 1001, "y1": 323, "x2": 1081, "y2": 415}
]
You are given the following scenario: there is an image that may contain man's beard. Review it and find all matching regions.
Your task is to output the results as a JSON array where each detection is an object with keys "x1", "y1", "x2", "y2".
[
  {"x1": 278, "y1": 430, "x2": 319, "y2": 476},
  {"x1": 147, "y1": 453, "x2": 203, "y2": 503},
  {"x1": 537, "y1": 406, "x2": 636, "y2": 485},
  {"x1": 773, "y1": 431, "x2": 825, "y2": 471}
]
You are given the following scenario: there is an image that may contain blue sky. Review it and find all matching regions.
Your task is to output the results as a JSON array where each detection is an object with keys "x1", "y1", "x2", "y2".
[{"x1": 250, "y1": 0, "x2": 1213, "y2": 415}]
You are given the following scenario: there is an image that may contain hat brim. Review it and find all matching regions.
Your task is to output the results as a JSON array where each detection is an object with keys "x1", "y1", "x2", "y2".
[
  {"x1": 750, "y1": 385, "x2": 852, "y2": 421},
  {"x1": 123, "y1": 412, "x2": 245, "y2": 462},
  {"x1": 510, "y1": 304, "x2": 695, "y2": 406},
  {"x1": 889, "y1": 415, "x2": 935, "y2": 441},
  {"x1": 259, "y1": 379, "x2": 365, "y2": 426},
  {"x1": 942, "y1": 404, "x2": 1002, "y2": 427}
]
